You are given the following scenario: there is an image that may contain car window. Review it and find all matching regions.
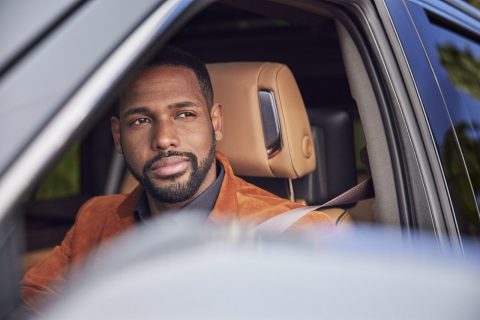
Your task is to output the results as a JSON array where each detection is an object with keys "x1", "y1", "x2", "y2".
[
  {"x1": 434, "y1": 22, "x2": 480, "y2": 237},
  {"x1": 410, "y1": 4, "x2": 480, "y2": 238},
  {"x1": 20, "y1": 0, "x2": 379, "y2": 254}
]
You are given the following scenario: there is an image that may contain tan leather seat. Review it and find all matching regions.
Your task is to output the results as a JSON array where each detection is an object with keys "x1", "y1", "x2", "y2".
[
  {"x1": 207, "y1": 62, "x2": 351, "y2": 227},
  {"x1": 208, "y1": 62, "x2": 316, "y2": 179}
]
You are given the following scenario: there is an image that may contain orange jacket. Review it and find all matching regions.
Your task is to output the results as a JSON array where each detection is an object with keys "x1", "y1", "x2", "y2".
[{"x1": 22, "y1": 152, "x2": 334, "y2": 311}]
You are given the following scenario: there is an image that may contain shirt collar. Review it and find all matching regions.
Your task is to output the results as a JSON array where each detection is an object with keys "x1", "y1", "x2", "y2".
[{"x1": 135, "y1": 162, "x2": 225, "y2": 224}]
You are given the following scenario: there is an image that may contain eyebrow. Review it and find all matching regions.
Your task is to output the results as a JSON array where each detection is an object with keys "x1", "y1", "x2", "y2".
[
  {"x1": 121, "y1": 101, "x2": 200, "y2": 118},
  {"x1": 170, "y1": 101, "x2": 199, "y2": 109},
  {"x1": 122, "y1": 106, "x2": 149, "y2": 119}
]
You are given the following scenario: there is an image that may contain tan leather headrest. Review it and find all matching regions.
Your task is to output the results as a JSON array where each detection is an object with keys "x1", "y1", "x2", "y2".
[{"x1": 207, "y1": 62, "x2": 316, "y2": 178}]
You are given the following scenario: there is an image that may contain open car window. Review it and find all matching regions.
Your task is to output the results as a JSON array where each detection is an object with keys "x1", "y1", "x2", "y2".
[{"x1": 21, "y1": 0, "x2": 388, "y2": 254}]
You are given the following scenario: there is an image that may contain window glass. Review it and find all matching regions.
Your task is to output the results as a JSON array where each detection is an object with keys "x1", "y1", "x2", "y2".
[{"x1": 427, "y1": 17, "x2": 480, "y2": 237}]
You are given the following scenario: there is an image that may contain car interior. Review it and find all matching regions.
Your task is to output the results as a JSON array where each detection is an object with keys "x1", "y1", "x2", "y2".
[{"x1": 22, "y1": 1, "x2": 400, "y2": 273}]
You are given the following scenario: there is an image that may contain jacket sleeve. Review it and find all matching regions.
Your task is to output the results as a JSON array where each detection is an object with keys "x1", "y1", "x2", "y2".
[
  {"x1": 21, "y1": 225, "x2": 74, "y2": 312},
  {"x1": 20, "y1": 194, "x2": 126, "y2": 313},
  {"x1": 288, "y1": 209, "x2": 337, "y2": 234}
]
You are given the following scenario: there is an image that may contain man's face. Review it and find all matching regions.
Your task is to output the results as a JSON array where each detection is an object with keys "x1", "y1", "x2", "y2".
[{"x1": 111, "y1": 66, "x2": 223, "y2": 205}]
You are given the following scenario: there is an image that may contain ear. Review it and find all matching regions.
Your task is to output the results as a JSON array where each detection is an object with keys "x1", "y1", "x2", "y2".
[
  {"x1": 210, "y1": 103, "x2": 223, "y2": 141},
  {"x1": 111, "y1": 116, "x2": 123, "y2": 154}
]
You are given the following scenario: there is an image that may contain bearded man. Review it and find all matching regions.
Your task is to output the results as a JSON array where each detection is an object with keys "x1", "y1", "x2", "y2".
[{"x1": 22, "y1": 47, "x2": 334, "y2": 311}]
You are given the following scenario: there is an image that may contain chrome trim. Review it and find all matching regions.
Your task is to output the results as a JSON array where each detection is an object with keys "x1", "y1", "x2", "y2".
[{"x1": 0, "y1": 0, "x2": 193, "y2": 223}]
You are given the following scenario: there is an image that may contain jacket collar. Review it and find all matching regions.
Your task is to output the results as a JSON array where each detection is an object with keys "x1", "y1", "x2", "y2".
[
  {"x1": 117, "y1": 184, "x2": 143, "y2": 219},
  {"x1": 207, "y1": 151, "x2": 239, "y2": 225}
]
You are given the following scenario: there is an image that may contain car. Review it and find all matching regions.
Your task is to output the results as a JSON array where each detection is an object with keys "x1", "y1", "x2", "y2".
[
  {"x1": 0, "y1": 0, "x2": 479, "y2": 318},
  {"x1": 33, "y1": 216, "x2": 480, "y2": 320}
]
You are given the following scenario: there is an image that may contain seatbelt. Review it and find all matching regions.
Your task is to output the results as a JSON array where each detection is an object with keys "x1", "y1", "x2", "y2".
[{"x1": 254, "y1": 177, "x2": 374, "y2": 235}]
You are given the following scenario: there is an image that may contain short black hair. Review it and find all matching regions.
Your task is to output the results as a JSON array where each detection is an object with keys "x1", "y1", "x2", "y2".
[{"x1": 149, "y1": 46, "x2": 213, "y2": 108}]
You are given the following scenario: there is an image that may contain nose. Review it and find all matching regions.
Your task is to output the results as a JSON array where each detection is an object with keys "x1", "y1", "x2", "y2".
[{"x1": 151, "y1": 119, "x2": 180, "y2": 151}]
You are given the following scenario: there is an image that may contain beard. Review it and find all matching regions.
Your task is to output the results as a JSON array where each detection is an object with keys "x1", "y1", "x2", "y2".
[{"x1": 126, "y1": 134, "x2": 216, "y2": 204}]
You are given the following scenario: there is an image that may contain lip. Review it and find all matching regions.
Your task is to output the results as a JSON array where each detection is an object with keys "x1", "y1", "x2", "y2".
[{"x1": 150, "y1": 156, "x2": 189, "y2": 178}]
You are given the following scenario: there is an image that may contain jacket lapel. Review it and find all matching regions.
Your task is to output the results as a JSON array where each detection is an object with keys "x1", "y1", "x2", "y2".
[
  {"x1": 98, "y1": 186, "x2": 142, "y2": 244},
  {"x1": 207, "y1": 152, "x2": 240, "y2": 225}
]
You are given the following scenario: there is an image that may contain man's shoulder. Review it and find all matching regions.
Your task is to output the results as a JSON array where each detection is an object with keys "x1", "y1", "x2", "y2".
[
  {"x1": 75, "y1": 193, "x2": 129, "y2": 222},
  {"x1": 69, "y1": 193, "x2": 135, "y2": 250},
  {"x1": 233, "y1": 176, "x2": 287, "y2": 202},
  {"x1": 232, "y1": 176, "x2": 302, "y2": 214},
  {"x1": 232, "y1": 176, "x2": 336, "y2": 229}
]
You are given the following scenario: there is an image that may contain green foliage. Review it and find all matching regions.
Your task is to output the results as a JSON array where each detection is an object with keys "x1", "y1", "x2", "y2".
[
  {"x1": 36, "y1": 142, "x2": 81, "y2": 200},
  {"x1": 438, "y1": 44, "x2": 480, "y2": 234},
  {"x1": 443, "y1": 124, "x2": 480, "y2": 234},
  {"x1": 438, "y1": 44, "x2": 480, "y2": 100}
]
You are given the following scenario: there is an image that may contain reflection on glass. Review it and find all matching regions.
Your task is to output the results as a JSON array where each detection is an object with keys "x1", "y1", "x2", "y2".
[
  {"x1": 444, "y1": 123, "x2": 480, "y2": 236},
  {"x1": 438, "y1": 45, "x2": 480, "y2": 100},
  {"x1": 414, "y1": 6, "x2": 480, "y2": 237},
  {"x1": 437, "y1": 42, "x2": 480, "y2": 237}
]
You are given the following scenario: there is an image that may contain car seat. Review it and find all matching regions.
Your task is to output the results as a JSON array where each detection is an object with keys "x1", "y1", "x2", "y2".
[{"x1": 206, "y1": 62, "x2": 353, "y2": 227}]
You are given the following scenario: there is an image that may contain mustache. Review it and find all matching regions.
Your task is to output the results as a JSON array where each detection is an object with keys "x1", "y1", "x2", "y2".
[{"x1": 143, "y1": 151, "x2": 198, "y2": 173}]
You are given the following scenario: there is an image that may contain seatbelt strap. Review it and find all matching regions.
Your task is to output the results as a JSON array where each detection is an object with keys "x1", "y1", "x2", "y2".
[{"x1": 254, "y1": 177, "x2": 374, "y2": 235}]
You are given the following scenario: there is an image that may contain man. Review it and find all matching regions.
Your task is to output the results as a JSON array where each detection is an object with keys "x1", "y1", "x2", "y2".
[{"x1": 22, "y1": 47, "x2": 334, "y2": 311}]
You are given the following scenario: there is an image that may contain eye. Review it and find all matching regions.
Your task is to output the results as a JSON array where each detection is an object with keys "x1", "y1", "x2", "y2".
[
  {"x1": 131, "y1": 117, "x2": 151, "y2": 125},
  {"x1": 175, "y1": 111, "x2": 196, "y2": 119}
]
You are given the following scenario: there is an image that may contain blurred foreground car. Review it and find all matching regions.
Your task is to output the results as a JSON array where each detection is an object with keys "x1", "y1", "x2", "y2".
[
  {"x1": 0, "y1": 0, "x2": 480, "y2": 318},
  {"x1": 36, "y1": 216, "x2": 480, "y2": 320}
]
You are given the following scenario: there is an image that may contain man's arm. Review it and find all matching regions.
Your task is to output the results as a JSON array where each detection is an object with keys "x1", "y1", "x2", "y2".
[
  {"x1": 289, "y1": 209, "x2": 338, "y2": 234},
  {"x1": 20, "y1": 194, "x2": 131, "y2": 313},
  {"x1": 21, "y1": 226, "x2": 74, "y2": 312}
]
